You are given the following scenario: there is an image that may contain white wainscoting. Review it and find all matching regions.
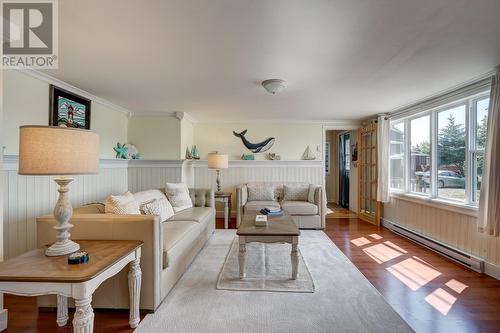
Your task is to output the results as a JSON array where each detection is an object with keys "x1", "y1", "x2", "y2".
[
  {"x1": 2, "y1": 157, "x2": 324, "y2": 258},
  {"x1": 2, "y1": 156, "x2": 128, "y2": 259},
  {"x1": 127, "y1": 160, "x2": 184, "y2": 192},
  {"x1": 189, "y1": 160, "x2": 324, "y2": 216},
  {"x1": 384, "y1": 196, "x2": 500, "y2": 268}
]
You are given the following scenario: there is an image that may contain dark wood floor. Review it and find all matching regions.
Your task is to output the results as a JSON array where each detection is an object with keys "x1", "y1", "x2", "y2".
[{"x1": 4, "y1": 218, "x2": 500, "y2": 332}]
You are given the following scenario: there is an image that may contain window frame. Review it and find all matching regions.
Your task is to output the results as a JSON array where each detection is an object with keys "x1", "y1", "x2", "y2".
[{"x1": 389, "y1": 91, "x2": 490, "y2": 208}]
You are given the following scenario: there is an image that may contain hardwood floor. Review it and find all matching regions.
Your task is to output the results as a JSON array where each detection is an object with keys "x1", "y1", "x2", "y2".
[
  {"x1": 326, "y1": 202, "x2": 358, "y2": 219},
  {"x1": 4, "y1": 217, "x2": 500, "y2": 332},
  {"x1": 325, "y1": 218, "x2": 500, "y2": 333}
]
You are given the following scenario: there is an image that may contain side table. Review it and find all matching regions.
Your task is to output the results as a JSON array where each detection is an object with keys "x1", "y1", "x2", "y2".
[
  {"x1": 0, "y1": 240, "x2": 143, "y2": 333},
  {"x1": 215, "y1": 192, "x2": 232, "y2": 229}
]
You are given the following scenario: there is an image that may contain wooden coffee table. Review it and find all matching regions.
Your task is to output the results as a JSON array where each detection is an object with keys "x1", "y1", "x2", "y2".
[
  {"x1": 237, "y1": 213, "x2": 300, "y2": 280},
  {"x1": 0, "y1": 240, "x2": 143, "y2": 333}
]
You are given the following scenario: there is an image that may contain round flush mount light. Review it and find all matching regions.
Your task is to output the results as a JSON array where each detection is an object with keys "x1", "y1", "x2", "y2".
[{"x1": 262, "y1": 79, "x2": 287, "y2": 94}]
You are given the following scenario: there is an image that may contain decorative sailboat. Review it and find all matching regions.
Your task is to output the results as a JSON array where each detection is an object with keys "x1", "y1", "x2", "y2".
[
  {"x1": 302, "y1": 146, "x2": 316, "y2": 160},
  {"x1": 185, "y1": 147, "x2": 192, "y2": 159},
  {"x1": 191, "y1": 145, "x2": 200, "y2": 160}
]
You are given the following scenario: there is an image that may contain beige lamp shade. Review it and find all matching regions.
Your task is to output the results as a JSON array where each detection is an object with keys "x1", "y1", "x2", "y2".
[
  {"x1": 208, "y1": 153, "x2": 228, "y2": 169},
  {"x1": 19, "y1": 126, "x2": 99, "y2": 175}
]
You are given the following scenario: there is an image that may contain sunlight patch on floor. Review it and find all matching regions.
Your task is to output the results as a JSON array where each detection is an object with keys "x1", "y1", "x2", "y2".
[
  {"x1": 386, "y1": 257, "x2": 441, "y2": 291},
  {"x1": 384, "y1": 241, "x2": 408, "y2": 254},
  {"x1": 350, "y1": 237, "x2": 371, "y2": 247},
  {"x1": 445, "y1": 279, "x2": 468, "y2": 294},
  {"x1": 363, "y1": 243, "x2": 404, "y2": 264},
  {"x1": 369, "y1": 234, "x2": 383, "y2": 240},
  {"x1": 425, "y1": 288, "x2": 457, "y2": 315}
]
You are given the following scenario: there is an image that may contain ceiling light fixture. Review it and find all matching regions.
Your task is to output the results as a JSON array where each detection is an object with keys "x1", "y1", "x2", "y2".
[{"x1": 262, "y1": 79, "x2": 287, "y2": 94}]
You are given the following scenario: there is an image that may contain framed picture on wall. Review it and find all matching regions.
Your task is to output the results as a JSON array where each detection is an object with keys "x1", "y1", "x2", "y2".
[{"x1": 49, "y1": 85, "x2": 91, "y2": 129}]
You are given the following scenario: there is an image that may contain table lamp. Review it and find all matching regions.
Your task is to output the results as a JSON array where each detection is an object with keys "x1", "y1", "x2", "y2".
[
  {"x1": 18, "y1": 126, "x2": 99, "y2": 256},
  {"x1": 208, "y1": 152, "x2": 228, "y2": 194}
]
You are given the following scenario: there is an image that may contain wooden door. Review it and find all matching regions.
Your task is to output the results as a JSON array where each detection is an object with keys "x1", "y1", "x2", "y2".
[{"x1": 358, "y1": 123, "x2": 381, "y2": 225}]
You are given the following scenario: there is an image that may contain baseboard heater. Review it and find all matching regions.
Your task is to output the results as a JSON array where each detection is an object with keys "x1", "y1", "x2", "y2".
[{"x1": 382, "y1": 219, "x2": 484, "y2": 273}]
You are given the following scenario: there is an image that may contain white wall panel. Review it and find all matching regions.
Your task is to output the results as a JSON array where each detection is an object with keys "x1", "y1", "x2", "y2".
[
  {"x1": 3, "y1": 157, "x2": 128, "y2": 259},
  {"x1": 384, "y1": 197, "x2": 500, "y2": 266}
]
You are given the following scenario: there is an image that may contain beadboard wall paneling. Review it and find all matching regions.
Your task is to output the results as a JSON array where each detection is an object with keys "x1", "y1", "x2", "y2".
[
  {"x1": 384, "y1": 197, "x2": 500, "y2": 266},
  {"x1": 190, "y1": 160, "x2": 324, "y2": 215},
  {"x1": 127, "y1": 160, "x2": 184, "y2": 192},
  {"x1": 2, "y1": 157, "x2": 128, "y2": 259}
]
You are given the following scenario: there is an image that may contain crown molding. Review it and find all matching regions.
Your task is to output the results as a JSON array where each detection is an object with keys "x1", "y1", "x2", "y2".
[
  {"x1": 17, "y1": 68, "x2": 133, "y2": 117},
  {"x1": 130, "y1": 111, "x2": 177, "y2": 117}
]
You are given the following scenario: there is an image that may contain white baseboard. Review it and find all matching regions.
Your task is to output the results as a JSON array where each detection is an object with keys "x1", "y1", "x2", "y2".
[
  {"x1": 0, "y1": 309, "x2": 8, "y2": 331},
  {"x1": 484, "y1": 261, "x2": 500, "y2": 281}
]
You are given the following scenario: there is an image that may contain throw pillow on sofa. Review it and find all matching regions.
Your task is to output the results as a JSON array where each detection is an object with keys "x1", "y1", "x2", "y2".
[
  {"x1": 140, "y1": 197, "x2": 174, "y2": 222},
  {"x1": 247, "y1": 183, "x2": 275, "y2": 201},
  {"x1": 104, "y1": 191, "x2": 140, "y2": 214},
  {"x1": 283, "y1": 184, "x2": 310, "y2": 201},
  {"x1": 165, "y1": 182, "x2": 193, "y2": 212}
]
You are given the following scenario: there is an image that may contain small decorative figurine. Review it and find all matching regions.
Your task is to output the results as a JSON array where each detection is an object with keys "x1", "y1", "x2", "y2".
[
  {"x1": 185, "y1": 146, "x2": 192, "y2": 159},
  {"x1": 113, "y1": 142, "x2": 129, "y2": 159},
  {"x1": 241, "y1": 154, "x2": 255, "y2": 160},
  {"x1": 191, "y1": 145, "x2": 200, "y2": 159},
  {"x1": 266, "y1": 153, "x2": 281, "y2": 160}
]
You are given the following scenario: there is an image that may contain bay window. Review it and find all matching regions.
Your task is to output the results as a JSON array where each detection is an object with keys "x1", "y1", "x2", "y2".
[{"x1": 389, "y1": 91, "x2": 490, "y2": 206}]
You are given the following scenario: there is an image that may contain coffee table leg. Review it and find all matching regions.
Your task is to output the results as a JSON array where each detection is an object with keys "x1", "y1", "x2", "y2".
[
  {"x1": 291, "y1": 236, "x2": 299, "y2": 280},
  {"x1": 73, "y1": 296, "x2": 94, "y2": 333},
  {"x1": 128, "y1": 258, "x2": 142, "y2": 328},
  {"x1": 239, "y1": 236, "x2": 246, "y2": 279},
  {"x1": 56, "y1": 295, "x2": 68, "y2": 327}
]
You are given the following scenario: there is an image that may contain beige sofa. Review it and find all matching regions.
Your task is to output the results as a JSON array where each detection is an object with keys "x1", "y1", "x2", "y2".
[
  {"x1": 236, "y1": 182, "x2": 325, "y2": 229},
  {"x1": 36, "y1": 188, "x2": 215, "y2": 312}
]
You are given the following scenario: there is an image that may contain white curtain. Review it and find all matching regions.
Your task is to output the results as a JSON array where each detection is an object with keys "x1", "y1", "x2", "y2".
[
  {"x1": 377, "y1": 115, "x2": 390, "y2": 202},
  {"x1": 479, "y1": 69, "x2": 500, "y2": 236}
]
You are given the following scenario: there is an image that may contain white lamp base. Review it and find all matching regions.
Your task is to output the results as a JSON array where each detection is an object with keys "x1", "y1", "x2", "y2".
[
  {"x1": 46, "y1": 177, "x2": 80, "y2": 257},
  {"x1": 45, "y1": 239, "x2": 80, "y2": 257}
]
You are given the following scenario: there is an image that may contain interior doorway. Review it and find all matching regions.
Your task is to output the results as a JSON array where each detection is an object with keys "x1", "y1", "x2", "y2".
[
  {"x1": 339, "y1": 132, "x2": 350, "y2": 208},
  {"x1": 324, "y1": 129, "x2": 358, "y2": 218}
]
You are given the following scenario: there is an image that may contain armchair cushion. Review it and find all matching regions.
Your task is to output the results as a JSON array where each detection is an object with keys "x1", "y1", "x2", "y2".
[
  {"x1": 247, "y1": 183, "x2": 275, "y2": 201},
  {"x1": 283, "y1": 184, "x2": 310, "y2": 201},
  {"x1": 244, "y1": 200, "x2": 280, "y2": 214},
  {"x1": 281, "y1": 201, "x2": 319, "y2": 215}
]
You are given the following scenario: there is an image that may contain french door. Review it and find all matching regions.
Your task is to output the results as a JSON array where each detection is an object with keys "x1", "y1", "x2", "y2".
[{"x1": 358, "y1": 123, "x2": 381, "y2": 225}]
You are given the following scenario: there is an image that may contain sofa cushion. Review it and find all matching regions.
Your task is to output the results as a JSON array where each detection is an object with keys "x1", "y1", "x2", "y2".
[
  {"x1": 247, "y1": 183, "x2": 275, "y2": 201},
  {"x1": 104, "y1": 191, "x2": 140, "y2": 215},
  {"x1": 74, "y1": 202, "x2": 105, "y2": 214},
  {"x1": 281, "y1": 201, "x2": 318, "y2": 215},
  {"x1": 134, "y1": 189, "x2": 167, "y2": 206},
  {"x1": 283, "y1": 184, "x2": 310, "y2": 201},
  {"x1": 167, "y1": 207, "x2": 215, "y2": 226},
  {"x1": 162, "y1": 220, "x2": 200, "y2": 268},
  {"x1": 140, "y1": 197, "x2": 174, "y2": 222},
  {"x1": 244, "y1": 200, "x2": 280, "y2": 214},
  {"x1": 165, "y1": 183, "x2": 193, "y2": 212}
]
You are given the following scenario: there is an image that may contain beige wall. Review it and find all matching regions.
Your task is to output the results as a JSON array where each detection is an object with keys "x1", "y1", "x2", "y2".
[
  {"x1": 325, "y1": 130, "x2": 340, "y2": 204},
  {"x1": 2, "y1": 70, "x2": 128, "y2": 158},
  {"x1": 128, "y1": 116, "x2": 181, "y2": 160},
  {"x1": 180, "y1": 117, "x2": 194, "y2": 158},
  {"x1": 194, "y1": 122, "x2": 323, "y2": 160}
]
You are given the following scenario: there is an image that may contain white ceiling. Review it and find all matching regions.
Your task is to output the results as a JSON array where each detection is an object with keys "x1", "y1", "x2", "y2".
[{"x1": 44, "y1": 0, "x2": 500, "y2": 121}]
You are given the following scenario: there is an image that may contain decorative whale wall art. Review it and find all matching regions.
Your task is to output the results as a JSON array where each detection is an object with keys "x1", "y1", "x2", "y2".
[{"x1": 233, "y1": 129, "x2": 275, "y2": 153}]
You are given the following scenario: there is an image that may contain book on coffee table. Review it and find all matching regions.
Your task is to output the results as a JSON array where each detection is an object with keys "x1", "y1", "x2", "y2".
[{"x1": 255, "y1": 214, "x2": 268, "y2": 227}]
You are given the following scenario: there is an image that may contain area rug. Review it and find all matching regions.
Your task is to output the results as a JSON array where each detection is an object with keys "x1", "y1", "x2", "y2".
[
  {"x1": 134, "y1": 230, "x2": 413, "y2": 333},
  {"x1": 216, "y1": 237, "x2": 314, "y2": 292}
]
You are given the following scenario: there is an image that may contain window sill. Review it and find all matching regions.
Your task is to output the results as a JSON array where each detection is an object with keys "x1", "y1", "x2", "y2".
[{"x1": 389, "y1": 192, "x2": 478, "y2": 217}]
